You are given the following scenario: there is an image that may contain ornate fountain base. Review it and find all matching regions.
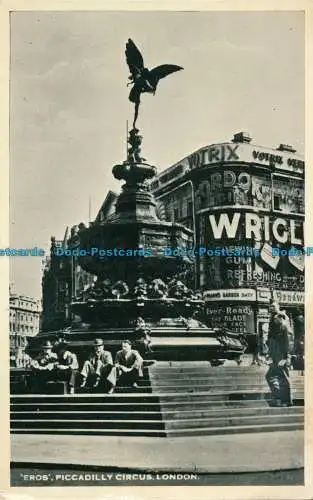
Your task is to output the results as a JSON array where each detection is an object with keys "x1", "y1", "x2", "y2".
[{"x1": 27, "y1": 320, "x2": 245, "y2": 365}]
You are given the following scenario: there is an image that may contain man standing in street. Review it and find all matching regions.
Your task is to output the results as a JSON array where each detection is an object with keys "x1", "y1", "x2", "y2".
[
  {"x1": 80, "y1": 339, "x2": 114, "y2": 391},
  {"x1": 268, "y1": 301, "x2": 281, "y2": 337},
  {"x1": 266, "y1": 313, "x2": 292, "y2": 406}
]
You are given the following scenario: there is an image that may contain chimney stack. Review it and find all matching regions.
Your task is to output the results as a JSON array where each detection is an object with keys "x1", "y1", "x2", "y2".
[
  {"x1": 276, "y1": 144, "x2": 297, "y2": 153},
  {"x1": 232, "y1": 132, "x2": 252, "y2": 143}
]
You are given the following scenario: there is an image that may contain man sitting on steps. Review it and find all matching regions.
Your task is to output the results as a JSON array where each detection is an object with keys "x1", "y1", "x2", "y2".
[
  {"x1": 30, "y1": 340, "x2": 58, "y2": 391},
  {"x1": 80, "y1": 339, "x2": 114, "y2": 391},
  {"x1": 113, "y1": 339, "x2": 144, "y2": 390},
  {"x1": 54, "y1": 340, "x2": 79, "y2": 394}
]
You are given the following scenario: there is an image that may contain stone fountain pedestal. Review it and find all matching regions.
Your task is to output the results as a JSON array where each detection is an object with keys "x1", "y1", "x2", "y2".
[{"x1": 28, "y1": 129, "x2": 246, "y2": 363}]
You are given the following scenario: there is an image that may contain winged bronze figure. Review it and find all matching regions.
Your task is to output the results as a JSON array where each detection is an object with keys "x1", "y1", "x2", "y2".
[{"x1": 125, "y1": 38, "x2": 183, "y2": 127}]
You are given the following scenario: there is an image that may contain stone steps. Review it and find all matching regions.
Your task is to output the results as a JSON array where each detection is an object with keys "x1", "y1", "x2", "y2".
[
  {"x1": 10, "y1": 362, "x2": 305, "y2": 437},
  {"x1": 11, "y1": 404, "x2": 301, "y2": 422},
  {"x1": 11, "y1": 411, "x2": 162, "y2": 420},
  {"x1": 10, "y1": 368, "x2": 152, "y2": 395},
  {"x1": 11, "y1": 427, "x2": 167, "y2": 437},
  {"x1": 11, "y1": 390, "x2": 164, "y2": 436},
  {"x1": 11, "y1": 413, "x2": 303, "y2": 432},
  {"x1": 150, "y1": 371, "x2": 302, "y2": 378},
  {"x1": 164, "y1": 411, "x2": 303, "y2": 430},
  {"x1": 161, "y1": 405, "x2": 302, "y2": 419},
  {"x1": 11, "y1": 418, "x2": 165, "y2": 430},
  {"x1": 150, "y1": 363, "x2": 304, "y2": 436},
  {"x1": 158, "y1": 390, "x2": 303, "y2": 401},
  {"x1": 11, "y1": 421, "x2": 303, "y2": 438},
  {"x1": 166, "y1": 422, "x2": 303, "y2": 437},
  {"x1": 11, "y1": 402, "x2": 161, "y2": 412},
  {"x1": 159, "y1": 399, "x2": 270, "y2": 409},
  {"x1": 11, "y1": 393, "x2": 157, "y2": 401},
  {"x1": 150, "y1": 366, "x2": 302, "y2": 375},
  {"x1": 151, "y1": 362, "x2": 303, "y2": 373},
  {"x1": 152, "y1": 387, "x2": 304, "y2": 394}
]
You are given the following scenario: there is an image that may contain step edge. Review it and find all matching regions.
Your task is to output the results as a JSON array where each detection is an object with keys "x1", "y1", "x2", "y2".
[{"x1": 166, "y1": 422, "x2": 304, "y2": 434}]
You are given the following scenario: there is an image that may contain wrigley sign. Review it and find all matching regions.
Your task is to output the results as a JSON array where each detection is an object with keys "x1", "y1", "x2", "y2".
[{"x1": 207, "y1": 212, "x2": 303, "y2": 245}]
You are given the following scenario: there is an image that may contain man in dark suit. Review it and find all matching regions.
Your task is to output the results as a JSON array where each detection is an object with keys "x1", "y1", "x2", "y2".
[
  {"x1": 268, "y1": 301, "x2": 281, "y2": 338},
  {"x1": 114, "y1": 339, "x2": 143, "y2": 389},
  {"x1": 80, "y1": 339, "x2": 114, "y2": 390}
]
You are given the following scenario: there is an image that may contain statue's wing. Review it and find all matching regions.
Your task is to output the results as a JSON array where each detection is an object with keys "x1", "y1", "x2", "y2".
[
  {"x1": 125, "y1": 39, "x2": 145, "y2": 77},
  {"x1": 149, "y1": 64, "x2": 183, "y2": 85}
]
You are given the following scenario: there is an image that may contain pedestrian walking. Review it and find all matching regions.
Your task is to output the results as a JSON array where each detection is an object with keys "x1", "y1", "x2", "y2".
[{"x1": 266, "y1": 313, "x2": 292, "y2": 406}]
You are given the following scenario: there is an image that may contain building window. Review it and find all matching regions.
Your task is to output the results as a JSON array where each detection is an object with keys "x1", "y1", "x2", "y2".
[
  {"x1": 187, "y1": 201, "x2": 193, "y2": 217},
  {"x1": 273, "y1": 194, "x2": 280, "y2": 211},
  {"x1": 78, "y1": 277, "x2": 84, "y2": 291}
]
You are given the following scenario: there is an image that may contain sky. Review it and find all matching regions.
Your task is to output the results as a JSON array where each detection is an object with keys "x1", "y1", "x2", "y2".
[{"x1": 9, "y1": 10, "x2": 305, "y2": 300}]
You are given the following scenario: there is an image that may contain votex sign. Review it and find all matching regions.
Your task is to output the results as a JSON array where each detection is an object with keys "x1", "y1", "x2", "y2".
[
  {"x1": 185, "y1": 143, "x2": 304, "y2": 173},
  {"x1": 152, "y1": 143, "x2": 304, "y2": 192}
]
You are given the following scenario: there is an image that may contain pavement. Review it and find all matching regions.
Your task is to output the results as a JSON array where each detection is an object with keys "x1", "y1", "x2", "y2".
[{"x1": 11, "y1": 430, "x2": 304, "y2": 473}]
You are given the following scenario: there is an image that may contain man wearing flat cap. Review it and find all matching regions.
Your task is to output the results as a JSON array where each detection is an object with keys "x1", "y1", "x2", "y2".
[{"x1": 80, "y1": 339, "x2": 114, "y2": 391}]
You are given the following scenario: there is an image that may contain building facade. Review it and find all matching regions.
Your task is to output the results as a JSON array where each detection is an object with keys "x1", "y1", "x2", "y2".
[
  {"x1": 150, "y1": 132, "x2": 304, "y2": 338},
  {"x1": 10, "y1": 291, "x2": 41, "y2": 353},
  {"x1": 41, "y1": 226, "x2": 95, "y2": 331}
]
